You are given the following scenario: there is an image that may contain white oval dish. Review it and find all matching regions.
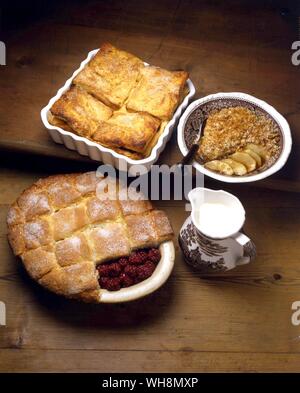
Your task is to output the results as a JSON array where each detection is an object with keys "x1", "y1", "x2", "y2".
[
  {"x1": 41, "y1": 49, "x2": 195, "y2": 171},
  {"x1": 99, "y1": 240, "x2": 175, "y2": 303},
  {"x1": 177, "y1": 92, "x2": 292, "y2": 183}
]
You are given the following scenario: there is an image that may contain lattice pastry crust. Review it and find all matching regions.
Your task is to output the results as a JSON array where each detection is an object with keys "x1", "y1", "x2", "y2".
[{"x1": 7, "y1": 172, "x2": 173, "y2": 302}]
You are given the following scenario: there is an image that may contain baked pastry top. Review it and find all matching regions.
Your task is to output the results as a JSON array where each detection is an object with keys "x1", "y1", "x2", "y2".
[
  {"x1": 73, "y1": 42, "x2": 144, "y2": 108},
  {"x1": 126, "y1": 66, "x2": 188, "y2": 120},
  {"x1": 93, "y1": 110, "x2": 161, "y2": 153},
  {"x1": 49, "y1": 43, "x2": 189, "y2": 159},
  {"x1": 7, "y1": 172, "x2": 173, "y2": 302},
  {"x1": 51, "y1": 86, "x2": 113, "y2": 138}
]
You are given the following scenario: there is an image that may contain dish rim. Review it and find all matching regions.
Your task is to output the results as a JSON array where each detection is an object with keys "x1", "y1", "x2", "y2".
[
  {"x1": 40, "y1": 48, "x2": 195, "y2": 167},
  {"x1": 177, "y1": 92, "x2": 292, "y2": 183},
  {"x1": 98, "y1": 240, "x2": 175, "y2": 303}
]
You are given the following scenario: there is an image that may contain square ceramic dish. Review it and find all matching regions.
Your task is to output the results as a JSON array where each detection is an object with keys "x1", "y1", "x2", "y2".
[{"x1": 41, "y1": 49, "x2": 195, "y2": 171}]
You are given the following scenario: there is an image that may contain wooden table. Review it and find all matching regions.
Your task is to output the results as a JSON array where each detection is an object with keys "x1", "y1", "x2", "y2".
[
  {"x1": 0, "y1": 0, "x2": 300, "y2": 191},
  {"x1": 1, "y1": 0, "x2": 300, "y2": 373}
]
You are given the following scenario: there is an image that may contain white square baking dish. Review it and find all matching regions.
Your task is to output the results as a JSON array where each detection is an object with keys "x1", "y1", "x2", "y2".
[{"x1": 41, "y1": 49, "x2": 196, "y2": 171}]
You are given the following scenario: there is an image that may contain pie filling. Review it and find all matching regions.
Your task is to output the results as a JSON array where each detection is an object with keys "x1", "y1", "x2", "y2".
[{"x1": 97, "y1": 248, "x2": 161, "y2": 291}]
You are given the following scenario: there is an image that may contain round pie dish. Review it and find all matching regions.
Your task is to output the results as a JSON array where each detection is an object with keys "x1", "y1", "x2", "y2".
[
  {"x1": 100, "y1": 241, "x2": 175, "y2": 303},
  {"x1": 177, "y1": 92, "x2": 292, "y2": 183},
  {"x1": 7, "y1": 172, "x2": 176, "y2": 304}
]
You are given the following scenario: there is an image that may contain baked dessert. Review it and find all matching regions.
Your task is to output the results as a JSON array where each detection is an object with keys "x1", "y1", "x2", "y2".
[
  {"x1": 126, "y1": 66, "x2": 188, "y2": 120},
  {"x1": 7, "y1": 172, "x2": 174, "y2": 302},
  {"x1": 191, "y1": 106, "x2": 281, "y2": 176},
  {"x1": 51, "y1": 86, "x2": 113, "y2": 138},
  {"x1": 73, "y1": 42, "x2": 144, "y2": 108},
  {"x1": 92, "y1": 109, "x2": 161, "y2": 153},
  {"x1": 49, "y1": 42, "x2": 189, "y2": 159}
]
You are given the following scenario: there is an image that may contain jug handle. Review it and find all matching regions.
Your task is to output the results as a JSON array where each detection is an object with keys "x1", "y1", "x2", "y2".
[{"x1": 231, "y1": 232, "x2": 256, "y2": 266}]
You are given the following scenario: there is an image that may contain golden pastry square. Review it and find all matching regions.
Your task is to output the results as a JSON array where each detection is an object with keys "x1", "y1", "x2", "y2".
[
  {"x1": 125, "y1": 211, "x2": 173, "y2": 248},
  {"x1": 23, "y1": 246, "x2": 57, "y2": 280},
  {"x1": 40, "y1": 174, "x2": 82, "y2": 209},
  {"x1": 47, "y1": 112, "x2": 73, "y2": 132},
  {"x1": 125, "y1": 213, "x2": 157, "y2": 249},
  {"x1": 50, "y1": 85, "x2": 113, "y2": 137},
  {"x1": 126, "y1": 66, "x2": 189, "y2": 120},
  {"x1": 39, "y1": 262, "x2": 99, "y2": 296},
  {"x1": 92, "y1": 111, "x2": 160, "y2": 154},
  {"x1": 7, "y1": 202, "x2": 25, "y2": 227},
  {"x1": 17, "y1": 188, "x2": 52, "y2": 220},
  {"x1": 88, "y1": 222, "x2": 131, "y2": 263},
  {"x1": 118, "y1": 187, "x2": 153, "y2": 216},
  {"x1": 73, "y1": 42, "x2": 144, "y2": 108},
  {"x1": 55, "y1": 234, "x2": 92, "y2": 267},
  {"x1": 150, "y1": 210, "x2": 174, "y2": 241},
  {"x1": 86, "y1": 197, "x2": 121, "y2": 223},
  {"x1": 51, "y1": 205, "x2": 88, "y2": 241},
  {"x1": 75, "y1": 172, "x2": 100, "y2": 196},
  {"x1": 23, "y1": 219, "x2": 52, "y2": 250}
]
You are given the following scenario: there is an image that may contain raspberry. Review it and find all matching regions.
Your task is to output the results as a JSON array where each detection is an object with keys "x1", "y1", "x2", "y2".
[
  {"x1": 136, "y1": 250, "x2": 149, "y2": 263},
  {"x1": 148, "y1": 248, "x2": 161, "y2": 263},
  {"x1": 98, "y1": 248, "x2": 159, "y2": 291},
  {"x1": 136, "y1": 261, "x2": 156, "y2": 281},
  {"x1": 128, "y1": 252, "x2": 142, "y2": 265},
  {"x1": 118, "y1": 257, "x2": 129, "y2": 268},
  {"x1": 105, "y1": 277, "x2": 121, "y2": 291},
  {"x1": 97, "y1": 264, "x2": 111, "y2": 277},
  {"x1": 108, "y1": 262, "x2": 122, "y2": 277},
  {"x1": 120, "y1": 272, "x2": 134, "y2": 288},
  {"x1": 99, "y1": 276, "x2": 109, "y2": 287},
  {"x1": 124, "y1": 265, "x2": 138, "y2": 278}
]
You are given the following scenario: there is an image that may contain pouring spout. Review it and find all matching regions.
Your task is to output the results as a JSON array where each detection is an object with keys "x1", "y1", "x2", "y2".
[{"x1": 188, "y1": 188, "x2": 205, "y2": 210}]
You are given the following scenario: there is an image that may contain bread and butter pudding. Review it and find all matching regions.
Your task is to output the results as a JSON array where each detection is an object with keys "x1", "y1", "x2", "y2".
[
  {"x1": 6, "y1": 172, "x2": 174, "y2": 302},
  {"x1": 49, "y1": 43, "x2": 189, "y2": 160},
  {"x1": 184, "y1": 104, "x2": 282, "y2": 176}
]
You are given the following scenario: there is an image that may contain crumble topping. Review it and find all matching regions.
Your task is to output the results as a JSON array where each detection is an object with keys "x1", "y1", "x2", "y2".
[{"x1": 198, "y1": 106, "x2": 281, "y2": 162}]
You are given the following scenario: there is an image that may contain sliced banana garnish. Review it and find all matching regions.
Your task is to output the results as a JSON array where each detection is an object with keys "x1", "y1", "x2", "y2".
[
  {"x1": 243, "y1": 148, "x2": 262, "y2": 167},
  {"x1": 204, "y1": 144, "x2": 269, "y2": 176},
  {"x1": 222, "y1": 158, "x2": 248, "y2": 176},
  {"x1": 204, "y1": 160, "x2": 234, "y2": 176},
  {"x1": 245, "y1": 144, "x2": 269, "y2": 162},
  {"x1": 230, "y1": 152, "x2": 257, "y2": 172}
]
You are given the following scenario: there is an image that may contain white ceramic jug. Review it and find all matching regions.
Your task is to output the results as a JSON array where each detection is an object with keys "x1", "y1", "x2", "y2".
[{"x1": 179, "y1": 188, "x2": 256, "y2": 273}]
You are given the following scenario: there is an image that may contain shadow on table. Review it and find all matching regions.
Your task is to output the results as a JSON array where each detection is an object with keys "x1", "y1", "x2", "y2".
[{"x1": 16, "y1": 263, "x2": 175, "y2": 329}]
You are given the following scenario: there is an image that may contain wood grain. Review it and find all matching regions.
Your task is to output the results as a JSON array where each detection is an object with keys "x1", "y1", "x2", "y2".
[
  {"x1": 0, "y1": 163, "x2": 300, "y2": 371},
  {"x1": 2, "y1": 350, "x2": 300, "y2": 373},
  {"x1": 0, "y1": 0, "x2": 300, "y2": 191},
  {"x1": 1, "y1": 0, "x2": 300, "y2": 373}
]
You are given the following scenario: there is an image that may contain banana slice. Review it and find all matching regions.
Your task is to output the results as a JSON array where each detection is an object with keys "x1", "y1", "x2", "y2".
[
  {"x1": 204, "y1": 160, "x2": 234, "y2": 175},
  {"x1": 230, "y1": 152, "x2": 256, "y2": 172},
  {"x1": 243, "y1": 148, "x2": 262, "y2": 167},
  {"x1": 222, "y1": 158, "x2": 248, "y2": 176},
  {"x1": 245, "y1": 144, "x2": 269, "y2": 162}
]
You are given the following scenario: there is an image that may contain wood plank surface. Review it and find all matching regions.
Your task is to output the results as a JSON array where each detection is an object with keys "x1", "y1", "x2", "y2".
[
  {"x1": 0, "y1": 0, "x2": 300, "y2": 191},
  {"x1": 1, "y1": 0, "x2": 300, "y2": 373},
  {"x1": 0, "y1": 153, "x2": 300, "y2": 372}
]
